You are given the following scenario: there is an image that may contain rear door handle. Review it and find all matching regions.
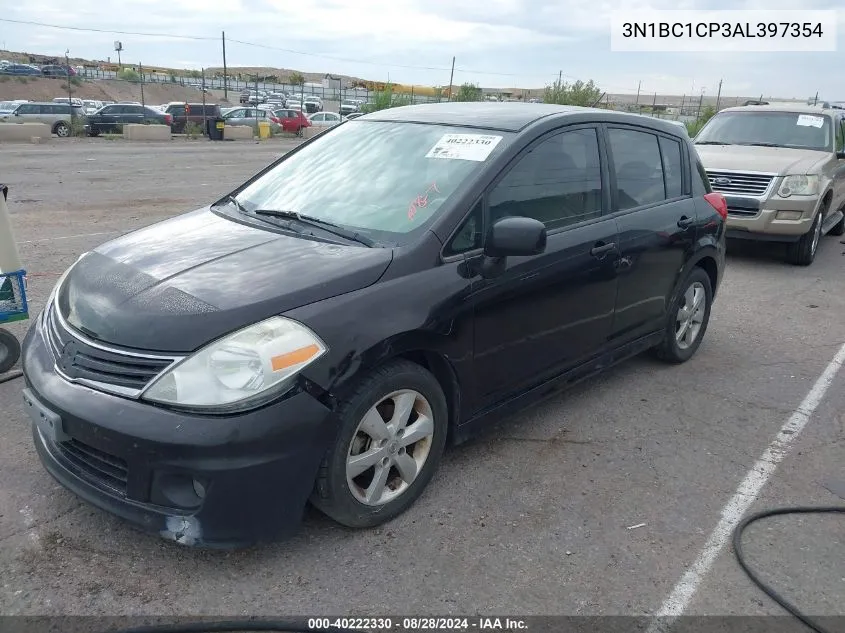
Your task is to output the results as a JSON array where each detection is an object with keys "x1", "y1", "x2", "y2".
[
  {"x1": 590, "y1": 242, "x2": 616, "y2": 257},
  {"x1": 677, "y1": 216, "x2": 694, "y2": 229}
]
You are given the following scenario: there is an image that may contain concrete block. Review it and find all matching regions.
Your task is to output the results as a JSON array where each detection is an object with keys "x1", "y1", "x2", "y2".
[
  {"x1": 223, "y1": 125, "x2": 254, "y2": 140},
  {"x1": 0, "y1": 123, "x2": 51, "y2": 143},
  {"x1": 123, "y1": 124, "x2": 171, "y2": 141}
]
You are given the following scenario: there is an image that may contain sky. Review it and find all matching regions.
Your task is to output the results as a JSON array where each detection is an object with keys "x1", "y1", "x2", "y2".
[{"x1": 0, "y1": 0, "x2": 843, "y2": 98}]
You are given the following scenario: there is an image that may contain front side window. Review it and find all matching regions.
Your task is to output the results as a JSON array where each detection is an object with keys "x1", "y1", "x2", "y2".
[
  {"x1": 445, "y1": 201, "x2": 483, "y2": 256},
  {"x1": 488, "y1": 128, "x2": 602, "y2": 230},
  {"x1": 233, "y1": 121, "x2": 512, "y2": 244},
  {"x1": 608, "y1": 128, "x2": 666, "y2": 210},
  {"x1": 695, "y1": 111, "x2": 833, "y2": 151}
]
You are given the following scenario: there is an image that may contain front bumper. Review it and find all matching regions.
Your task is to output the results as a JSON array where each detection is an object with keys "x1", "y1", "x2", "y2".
[
  {"x1": 21, "y1": 316, "x2": 337, "y2": 548},
  {"x1": 725, "y1": 195, "x2": 821, "y2": 241}
]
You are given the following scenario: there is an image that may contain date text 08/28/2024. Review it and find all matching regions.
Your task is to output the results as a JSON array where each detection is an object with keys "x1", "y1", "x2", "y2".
[{"x1": 307, "y1": 617, "x2": 528, "y2": 631}]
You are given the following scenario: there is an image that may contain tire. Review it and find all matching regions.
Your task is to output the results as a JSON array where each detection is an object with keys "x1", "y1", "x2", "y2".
[
  {"x1": 54, "y1": 121, "x2": 70, "y2": 137},
  {"x1": 310, "y1": 359, "x2": 448, "y2": 529},
  {"x1": 830, "y1": 206, "x2": 845, "y2": 236},
  {"x1": 652, "y1": 267, "x2": 713, "y2": 364},
  {"x1": 787, "y1": 203, "x2": 825, "y2": 266},
  {"x1": 0, "y1": 328, "x2": 21, "y2": 374}
]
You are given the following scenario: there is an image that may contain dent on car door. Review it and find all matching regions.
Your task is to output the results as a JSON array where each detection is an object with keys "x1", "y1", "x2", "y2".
[
  {"x1": 605, "y1": 125, "x2": 699, "y2": 343},
  {"x1": 469, "y1": 125, "x2": 619, "y2": 408}
]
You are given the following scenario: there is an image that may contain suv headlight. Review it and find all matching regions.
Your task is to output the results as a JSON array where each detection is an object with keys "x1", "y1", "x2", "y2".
[
  {"x1": 778, "y1": 175, "x2": 819, "y2": 198},
  {"x1": 141, "y1": 316, "x2": 327, "y2": 411}
]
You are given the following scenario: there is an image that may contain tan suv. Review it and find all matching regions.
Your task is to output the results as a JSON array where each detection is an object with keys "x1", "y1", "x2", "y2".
[
  {"x1": 1, "y1": 101, "x2": 86, "y2": 138},
  {"x1": 694, "y1": 104, "x2": 845, "y2": 265}
]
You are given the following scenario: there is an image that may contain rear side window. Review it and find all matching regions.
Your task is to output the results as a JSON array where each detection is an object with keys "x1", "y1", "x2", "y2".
[
  {"x1": 608, "y1": 128, "x2": 665, "y2": 210},
  {"x1": 488, "y1": 127, "x2": 603, "y2": 230},
  {"x1": 659, "y1": 136, "x2": 684, "y2": 198}
]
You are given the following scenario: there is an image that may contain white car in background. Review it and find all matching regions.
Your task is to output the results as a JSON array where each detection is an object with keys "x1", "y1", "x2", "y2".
[{"x1": 307, "y1": 111, "x2": 346, "y2": 127}]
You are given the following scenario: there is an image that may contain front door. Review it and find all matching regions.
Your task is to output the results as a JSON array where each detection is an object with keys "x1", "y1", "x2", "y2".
[
  {"x1": 469, "y1": 125, "x2": 620, "y2": 409},
  {"x1": 605, "y1": 125, "x2": 700, "y2": 342}
]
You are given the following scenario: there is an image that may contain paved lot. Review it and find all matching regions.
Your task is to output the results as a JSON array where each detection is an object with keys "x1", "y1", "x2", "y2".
[{"x1": 1, "y1": 141, "x2": 844, "y2": 621}]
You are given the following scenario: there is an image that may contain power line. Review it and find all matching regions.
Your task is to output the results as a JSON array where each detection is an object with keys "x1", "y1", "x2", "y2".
[{"x1": 0, "y1": 17, "x2": 214, "y2": 41}]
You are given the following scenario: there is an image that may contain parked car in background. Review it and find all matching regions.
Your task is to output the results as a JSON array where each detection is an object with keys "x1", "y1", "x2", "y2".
[
  {"x1": 164, "y1": 102, "x2": 222, "y2": 133},
  {"x1": 339, "y1": 99, "x2": 360, "y2": 115},
  {"x1": 82, "y1": 100, "x2": 104, "y2": 115},
  {"x1": 1, "y1": 101, "x2": 84, "y2": 137},
  {"x1": 85, "y1": 103, "x2": 172, "y2": 136},
  {"x1": 0, "y1": 100, "x2": 26, "y2": 115},
  {"x1": 285, "y1": 94, "x2": 304, "y2": 108},
  {"x1": 695, "y1": 103, "x2": 845, "y2": 265},
  {"x1": 20, "y1": 103, "x2": 725, "y2": 546},
  {"x1": 53, "y1": 97, "x2": 84, "y2": 107},
  {"x1": 0, "y1": 63, "x2": 41, "y2": 76},
  {"x1": 272, "y1": 108, "x2": 311, "y2": 135},
  {"x1": 308, "y1": 111, "x2": 345, "y2": 128},
  {"x1": 303, "y1": 96, "x2": 322, "y2": 114},
  {"x1": 222, "y1": 107, "x2": 276, "y2": 129},
  {"x1": 41, "y1": 64, "x2": 77, "y2": 77},
  {"x1": 345, "y1": 112, "x2": 365, "y2": 120}
]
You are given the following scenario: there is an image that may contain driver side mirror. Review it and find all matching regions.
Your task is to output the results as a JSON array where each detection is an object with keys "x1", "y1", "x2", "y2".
[{"x1": 484, "y1": 216, "x2": 547, "y2": 258}]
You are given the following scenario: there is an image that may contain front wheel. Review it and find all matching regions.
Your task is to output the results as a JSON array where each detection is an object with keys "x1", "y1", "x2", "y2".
[
  {"x1": 310, "y1": 360, "x2": 448, "y2": 528},
  {"x1": 0, "y1": 328, "x2": 21, "y2": 373},
  {"x1": 652, "y1": 267, "x2": 713, "y2": 364},
  {"x1": 54, "y1": 121, "x2": 70, "y2": 137}
]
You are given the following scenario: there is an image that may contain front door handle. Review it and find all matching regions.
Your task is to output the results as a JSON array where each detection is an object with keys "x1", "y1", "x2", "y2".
[
  {"x1": 677, "y1": 216, "x2": 694, "y2": 229},
  {"x1": 590, "y1": 241, "x2": 616, "y2": 257}
]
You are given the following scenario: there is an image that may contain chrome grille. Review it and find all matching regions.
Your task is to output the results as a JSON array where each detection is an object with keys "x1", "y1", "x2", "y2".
[
  {"x1": 45, "y1": 303, "x2": 180, "y2": 397},
  {"x1": 707, "y1": 170, "x2": 776, "y2": 197}
]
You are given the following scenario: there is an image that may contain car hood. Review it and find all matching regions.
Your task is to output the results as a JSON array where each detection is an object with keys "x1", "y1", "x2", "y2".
[
  {"x1": 695, "y1": 145, "x2": 830, "y2": 176},
  {"x1": 56, "y1": 208, "x2": 393, "y2": 353}
]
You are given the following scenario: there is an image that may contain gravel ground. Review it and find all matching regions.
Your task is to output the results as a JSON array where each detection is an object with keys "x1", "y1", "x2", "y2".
[{"x1": 0, "y1": 140, "x2": 843, "y2": 625}]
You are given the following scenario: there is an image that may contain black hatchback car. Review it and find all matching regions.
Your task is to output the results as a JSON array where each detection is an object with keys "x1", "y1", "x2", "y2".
[{"x1": 21, "y1": 103, "x2": 726, "y2": 547}]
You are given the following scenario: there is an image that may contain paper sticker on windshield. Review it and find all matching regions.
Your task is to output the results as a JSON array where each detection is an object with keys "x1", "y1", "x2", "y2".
[
  {"x1": 796, "y1": 114, "x2": 824, "y2": 128},
  {"x1": 426, "y1": 134, "x2": 503, "y2": 161}
]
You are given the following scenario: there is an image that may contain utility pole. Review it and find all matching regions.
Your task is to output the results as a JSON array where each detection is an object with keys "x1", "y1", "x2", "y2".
[
  {"x1": 139, "y1": 61, "x2": 145, "y2": 111},
  {"x1": 558, "y1": 70, "x2": 562, "y2": 87},
  {"x1": 447, "y1": 56, "x2": 456, "y2": 101},
  {"x1": 697, "y1": 90, "x2": 705, "y2": 119},
  {"x1": 813, "y1": 91, "x2": 819, "y2": 105},
  {"x1": 652, "y1": 91, "x2": 657, "y2": 109},
  {"x1": 715, "y1": 79, "x2": 722, "y2": 111},
  {"x1": 201, "y1": 67, "x2": 207, "y2": 136},
  {"x1": 635, "y1": 80, "x2": 641, "y2": 106},
  {"x1": 680, "y1": 94, "x2": 686, "y2": 115},
  {"x1": 65, "y1": 49, "x2": 73, "y2": 130},
  {"x1": 222, "y1": 31, "x2": 228, "y2": 101}
]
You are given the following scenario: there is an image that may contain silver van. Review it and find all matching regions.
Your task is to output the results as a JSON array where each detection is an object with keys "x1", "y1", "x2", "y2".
[{"x1": 2, "y1": 101, "x2": 85, "y2": 137}]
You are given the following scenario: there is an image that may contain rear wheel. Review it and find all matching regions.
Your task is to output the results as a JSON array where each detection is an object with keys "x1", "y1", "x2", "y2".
[
  {"x1": 310, "y1": 360, "x2": 448, "y2": 528},
  {"x1": 54, "y1": 121, "x2": 70, "y2": 137},
  {"x1": 652, "y1": 267, "x2": 713, "y2": 364},
  {"x1": 787, "y1": 204, "x2": 825, "y2": 266}
]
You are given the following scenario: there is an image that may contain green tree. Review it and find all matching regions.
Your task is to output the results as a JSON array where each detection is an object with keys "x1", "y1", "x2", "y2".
[
  {"x1": 685, "y1": 105, "x2": 717, "y2": 137},
  {"x1": 455, "y1": 82, "x2": 482, "y2": 102},
  {"x1": 543, "y1": 78, "x2": 602, "y2": 107},
  {"x1": 362, "y1": 83, "x2": 412, "y2": 113},
  {"x1": 186, "y1": 69, "x2": 202, "y2": 79},
  {"x1": 289, "y1": 71, "x2": 305, "y2": 90}
]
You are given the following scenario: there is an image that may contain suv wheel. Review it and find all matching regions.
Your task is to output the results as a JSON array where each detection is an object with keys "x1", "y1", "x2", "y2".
[
  {"x1": 310, "y1": 360, "x2": 448, "y2": 528},
  {"x1": 787, "y1": 203, "x2": 825, "y2": 266},
  {"x1": 652, "y1": 267, "x2": 713, "y2": 364},
  {"x1": 54, "y1": 121, "x2": 71, "y2": 137}
]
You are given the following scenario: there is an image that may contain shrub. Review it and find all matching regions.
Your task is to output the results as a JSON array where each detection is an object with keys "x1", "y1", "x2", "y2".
[
  {"x1": 70, "y1": 76, "x2": 83, "y2": 87},
  {"x1": 71, "y1": 117, "x2": 87, "y2": 137},
  {"x1": 543, "y1": 78, "x2": 602, "y2": 106},
  {"x1": 184, "y1": 121, "x2": 203, "y2": 138},
  {"x1": 117, "y1": 68, "x2": 140, "y2": 83},
  {"x1": 454, "y1": 82, "x2": 482, "y2": 102}
]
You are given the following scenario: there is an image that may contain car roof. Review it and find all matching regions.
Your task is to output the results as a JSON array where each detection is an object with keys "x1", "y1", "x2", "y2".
[
  {"x1": 358, "y1": 101, "x2": 690, "y2": 135},
  {"x1": 719, "y1": 103, "x2": 838, "y2": 115}
]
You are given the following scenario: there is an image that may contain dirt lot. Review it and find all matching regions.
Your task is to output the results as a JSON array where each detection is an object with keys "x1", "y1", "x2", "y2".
[{"x1": 0, "y1": 141, "x2": 844, "y2": 624}]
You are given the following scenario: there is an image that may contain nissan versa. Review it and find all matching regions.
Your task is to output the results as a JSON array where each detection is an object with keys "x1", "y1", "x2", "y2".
[{"x1": 21, "y1": 103, "x2": 726, "y2": 547}]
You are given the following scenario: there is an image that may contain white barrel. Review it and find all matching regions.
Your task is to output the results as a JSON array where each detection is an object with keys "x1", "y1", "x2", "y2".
[{"x1": 0, "y1": 185, "x2": 23, "y2": 273}]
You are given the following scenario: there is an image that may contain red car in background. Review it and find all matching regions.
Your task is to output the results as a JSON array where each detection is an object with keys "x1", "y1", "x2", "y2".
[{"x1": 271, "y1": 108, "x2": 311, "y2": 135}]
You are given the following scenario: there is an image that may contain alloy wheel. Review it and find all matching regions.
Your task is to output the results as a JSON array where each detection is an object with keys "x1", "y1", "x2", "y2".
[
  {"x1": 346, "y1": 389, "x2": 435, "y2": 506},
  {"x1": 676, "y1": 281, "x2": 706, "y2": 350}
]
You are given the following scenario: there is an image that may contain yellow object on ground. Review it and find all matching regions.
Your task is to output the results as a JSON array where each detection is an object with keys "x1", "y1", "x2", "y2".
[{"x1": 258, "y1": 121, "x2": 271, "y2": 139}]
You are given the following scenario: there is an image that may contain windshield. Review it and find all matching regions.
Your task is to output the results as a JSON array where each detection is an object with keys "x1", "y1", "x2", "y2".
[
  {"x1": 696, "y1": 111, "x2": 833, "y2": 151},
  {"x1": 232, "y1": 121, "x2": 511, "y2": 245}
]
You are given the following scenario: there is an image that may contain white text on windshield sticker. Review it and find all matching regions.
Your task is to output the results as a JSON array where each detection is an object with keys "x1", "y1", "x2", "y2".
[
  {"x1": 426, "y1": 134, "x2": 503, "y2": 161},
  {"x1": 796, "y1": 114, "x2": 824, "y2": 128}
]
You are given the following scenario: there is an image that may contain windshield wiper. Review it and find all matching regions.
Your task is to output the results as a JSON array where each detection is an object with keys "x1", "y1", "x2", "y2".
[
  {"x1": 738, "y1": 142, "x2": 781, "y2": 147},
  {"x1": 252, "y1": 209, "x2": 377, "y2": 247},
  {"x1": 695, "y1": 141, "x2": 731, "y2": 145},
  {"x1": 223, "y1": 195, "x2": 248, "y2": 214}
]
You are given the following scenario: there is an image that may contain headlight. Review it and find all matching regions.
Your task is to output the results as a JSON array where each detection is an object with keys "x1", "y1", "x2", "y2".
[
  {"x1": 141, "y1": 316, "x2": 327, "y2": 411},
  {"x1": 778, "y1": 175, "x2": 819, "y2": 198}
]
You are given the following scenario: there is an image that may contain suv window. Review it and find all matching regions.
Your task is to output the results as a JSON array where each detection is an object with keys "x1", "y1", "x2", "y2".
[
  {"x1": 16, "y1": 104, "x2": 38, "y2": 115},
  {"x1": 488, "y1": 127, "x2": 603, "y2": 230},
  {"x1": 608, "y1": 128, "x2": 666, "y2": 210},
  {"x1": 659, "y1": 136, "x2": 684, "y2": 198},
  {"x1": 445, "y1": 200, "x2": 483, "y2": 256}
]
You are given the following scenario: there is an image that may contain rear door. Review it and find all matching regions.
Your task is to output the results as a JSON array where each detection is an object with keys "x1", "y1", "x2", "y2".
[
  {"x1": 469, "y1": 124, "x2": 620, "y2": 408},
  {"x1": 123, "y1": 105, "x2": 145, "y2": 124},
  {"x1": 833, "y1": 114, "x2": 845, "y2": 215},
  {"x1": 605, "y1": 124, "x2": 699, "y2": 343}
]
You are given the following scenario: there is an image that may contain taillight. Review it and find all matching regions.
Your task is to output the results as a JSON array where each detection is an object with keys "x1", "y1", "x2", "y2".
[
  {"x1": 165, "y1": 114, "x2": 172, "y2": 124},
  {"x1": 704, "y1": 192, "x2": 728, "y2": 220}
]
